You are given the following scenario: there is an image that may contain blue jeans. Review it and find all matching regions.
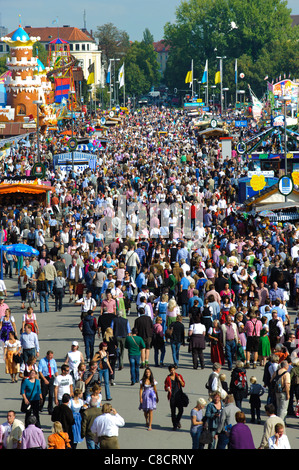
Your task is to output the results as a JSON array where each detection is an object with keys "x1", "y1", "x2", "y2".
[
  {"x1": 84, "y1": 334, "x2": 95, "y2": 361},
  {"x1": 181, "y1": 303, "x2": 188, "y2": 317},
  {"x1": 217, "y1": 431, "x2": 229, "y2": 449},
  {"x1": 159, "y1": 313, "x2": 167, "y2": 334},
  {"x1": 86, "y1": 437, "x2": 100, "y2": 449},
  {"x1": 225, "y1": 340, "x2": 236, "y2": 370},
  {"x1": 98, "y1": 368, "x2": 111, "y2": 400},
  {"x1": 170, "y1": 341, "x2": 181, "y2": 366},
  {"x1": 39, "y1": 291, "x2": 49, "y2": 312},
  {"x1": 127, "y1": 266, "x2": 137, "y2": 281},
  {"x1": 154, "y1": 345, "x2": 165, "y2": 366},
  {"x1": 129, "y1": 355, "x2": 140, "y2": 383},
  {"x1": 46, "y1": 280, "x2": 54, "y2": 295},
  {"x1": 191, "y1": 427, "x2": 204, "y2": 449}
]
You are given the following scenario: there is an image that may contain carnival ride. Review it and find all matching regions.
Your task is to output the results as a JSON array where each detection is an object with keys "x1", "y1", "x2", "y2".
[{"x1": 46, "y1": 37, "x2": 79, "y2": 110}]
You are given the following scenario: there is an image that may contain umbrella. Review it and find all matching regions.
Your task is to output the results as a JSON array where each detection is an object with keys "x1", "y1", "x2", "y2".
[
  {"x1": 1, "y1": 244, "x2": 39, "y2": 257},
  {"x1": 258, "y1": 210, "x2": 276, "y2": 217}
]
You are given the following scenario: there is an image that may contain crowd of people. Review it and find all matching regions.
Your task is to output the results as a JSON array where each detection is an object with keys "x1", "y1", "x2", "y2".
[{"x1": 0, "y1": 105, "x2": 298, "y2": 449}]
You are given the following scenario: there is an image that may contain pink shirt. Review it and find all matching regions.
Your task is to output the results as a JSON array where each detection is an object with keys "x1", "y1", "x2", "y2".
[
  {"x1": 244, "y1": 318, "x2": 263, "y2": 337},
  {"x1": 101, "y1": 299, "x2": 116, "y2": 313}
]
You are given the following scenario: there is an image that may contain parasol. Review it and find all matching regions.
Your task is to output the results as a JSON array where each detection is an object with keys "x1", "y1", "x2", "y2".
[
  {"x1": 1, "y1": 244, "x2": 39, "y2": 257},
  {"x1": 258, "y1": 210, "x2": 276, "y2": 217}
]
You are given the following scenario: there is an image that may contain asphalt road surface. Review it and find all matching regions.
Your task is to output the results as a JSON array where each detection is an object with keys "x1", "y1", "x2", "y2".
[{"x1": 0, "y1": 274, "x2": 298, "y2": 451}]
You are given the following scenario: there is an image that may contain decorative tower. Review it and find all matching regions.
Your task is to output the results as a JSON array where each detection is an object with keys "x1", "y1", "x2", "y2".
[{"x1": 1, "y1": 25, "x2": 41, "y2": 122}]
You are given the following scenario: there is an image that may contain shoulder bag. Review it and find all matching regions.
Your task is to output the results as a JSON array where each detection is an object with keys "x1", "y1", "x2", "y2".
[{"x1": 21, "y1": 379, "x2": 36, "y2": 412}]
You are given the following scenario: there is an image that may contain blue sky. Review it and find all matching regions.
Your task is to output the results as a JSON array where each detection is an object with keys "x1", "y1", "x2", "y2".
[{"x1": 2, "y1": 0, "x2": 299, "y2": 42}]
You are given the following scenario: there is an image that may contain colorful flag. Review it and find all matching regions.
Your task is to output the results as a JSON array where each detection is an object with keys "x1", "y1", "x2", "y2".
[
  {"x1": 54, "y1": 78, "x2": 70, "y2": 103},
  {"x1": 215, "y1": 61, "x2": 221, "y2": 84},
  {"x1": 106, "y1": 62, "x2": 111, "y2": 84},
  {"x1": 235, "y1": 59, "x2": 238, "y2": 84},
  {"x1": 87, "y1": 62, "x2": 95, "y2": 85},
  {"x1": 118, "y1": 63, "x2": 125, "y2": 88},
  {"x1": 201, "y1": 60, "x2": 208, "y2": 84},
  {"x1": 185, "y1": 69, "x2": 192, "y2": 85}
]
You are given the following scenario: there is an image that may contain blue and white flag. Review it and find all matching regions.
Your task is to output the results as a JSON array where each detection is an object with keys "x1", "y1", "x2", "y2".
[
  {"x1": 235, "y1": 59, "x2": 238, "y2": 84},
  {"x1": 201, "y1": 60, "x2": 208, "y2": 84},
  {"x1": 106, "y1": 62, "x2": 111, "y2": 84}
]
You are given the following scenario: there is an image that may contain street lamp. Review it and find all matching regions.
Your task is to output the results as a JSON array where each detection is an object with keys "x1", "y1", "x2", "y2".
[
  {"x1": 223, "y1": 87, "x2": 229, "y2": 114},
  {"x1": 33, "y1": 100, "x2": 42, "y2": 163},
  {"x1": 238, "y1": 90, "x2": 245, "y2": 108},
  {"x1": 280, "y1": 95, "x2": 291, "y2": 177},
  {"x1": 216, "y1": 55, "x2": 226, "y2": 115},
  {"x1": 109, "y1": 58, "x2": 120, "y2": 108},
  {"x1": 69, "y1": 90, "x2": 76, "y2": 173},
  {"x1": 211, "y1": 85, "x2": 216, "y2": 115},
  {"x1": 197, "y1": 80, "x2": 201, "y2": 100}
]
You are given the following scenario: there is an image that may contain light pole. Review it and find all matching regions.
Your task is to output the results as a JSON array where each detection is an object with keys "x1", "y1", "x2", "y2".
[
  {"x1": 238, "y1": 90, "x2": 245, "y2": 110},
  {"x1": 223, "y1": 87, "x2": 229, "y2": 115},
  {"x1": 33, "y1": 100, "x2": 42, "y2": 163},
  {"x1": 197, "y1": 80, "x2": 201, "y2": 101},
  {"x1": 216, "y1": 55, "x2": 226, "y2": 115},
  {"x1": 281, "y1": 96, "x2": 290, "y2": 177},
  {"x1": 110, "y1": 58, "x2": 120, "y2": 106},
  {"x1": 69, "y1": 90, "x2": 76, "y2": 173},
  {"x1": 211, "y1": 85, "x2": 216, "y2": 115}
]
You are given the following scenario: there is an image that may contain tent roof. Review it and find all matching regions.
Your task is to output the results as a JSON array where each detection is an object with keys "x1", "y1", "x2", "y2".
[
  {"x1": 0, "y1": 183, "x2": 52, "y2": 195},
  {"x1": 197, "y1": 127, "x2": 229, "y2": 136}
]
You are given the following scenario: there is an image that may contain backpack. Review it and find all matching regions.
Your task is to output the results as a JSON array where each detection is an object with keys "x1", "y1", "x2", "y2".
[
  {"x1": 234, "y1": 370, "x2": 247, "y2": 390},
  {"x1": 272, "y1": 370, "x2": 287, "y2": 393}
]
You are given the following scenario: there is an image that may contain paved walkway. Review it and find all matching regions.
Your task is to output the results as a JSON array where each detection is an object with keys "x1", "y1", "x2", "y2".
[{"x1": 0, "y1": 275, "x2": 298, "y2": 450}]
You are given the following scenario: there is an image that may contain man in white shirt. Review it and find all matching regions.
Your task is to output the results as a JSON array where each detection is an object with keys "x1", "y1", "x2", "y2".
[
  {"x1": 91, "y1": 403, "x2": 125, "y2": 449},
  {"x1": 75, "y1": 290, "x2": 97, "y2": 316},
  {"x1": 0, "y1": 411, "x2": 24, "y2": 449},
  {"x1": 291, "y1": 241, "x2": 299, "y2": 261},
  {"x1": 53, "y1": 364, "x2": 73, "y2": 405}
]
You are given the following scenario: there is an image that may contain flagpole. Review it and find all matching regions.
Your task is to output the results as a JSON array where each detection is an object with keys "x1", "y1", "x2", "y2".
[
  {"x1": 220, "y1": 58, "x2": 223, "y2": 115},
  {"x1": 109, "y1": 59, "x2": 112, "y2": 110},
  {"x1": 123, "y1": 65, "x2": 126, "y2": 108},
  {"x1": 191, "y1": 59, "x2": 194, "y2": 96},
  {"x1": 206, "y1": 60, "x2": 209, "y2": 108},
  {"x1": 235, "y1": 59, "x2": 238, "y2": 107}
]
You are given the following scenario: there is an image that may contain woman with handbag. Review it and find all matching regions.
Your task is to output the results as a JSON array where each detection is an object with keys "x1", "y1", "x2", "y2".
[
  {"x1": 92, "y1": 342, "x2": 113, "y2": 401},
  {"x1": 48, "y1": 421, "x2": 71, "y2": 449},
  {"x1": 164, "y1": 365, "x2": 186, "y2": 430},
  {"x1": 20, "y1": 369, "x2": 43, "y2": 428},
  {"x1": 3, "y1": 331, "x2": 21, "y2": 383}
]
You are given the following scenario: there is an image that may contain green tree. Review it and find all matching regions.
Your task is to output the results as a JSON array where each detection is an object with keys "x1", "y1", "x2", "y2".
[
  {"x1": 32, "y1": 42, "x2": 48, "y2": 66},
  {"x1": 95, "y1": 22, "x2": 130, "y2": 67},
  {"x1": 163, "y1": 0, "x2": 298, "y2": 98},
  {"x1": 0, "y1": 56, "x2": 8, "y2": 75},
  {"x1": 120, "y1": 40, "x2": 161, "y2": 99},
  {"x1": 143, "y1": 28, "x2": 154, "y2": 45}
]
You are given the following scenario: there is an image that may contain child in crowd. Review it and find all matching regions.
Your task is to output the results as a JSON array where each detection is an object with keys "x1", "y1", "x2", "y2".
[{"x1": 248, "y1": 376, "x2": 265, "y2": 424}]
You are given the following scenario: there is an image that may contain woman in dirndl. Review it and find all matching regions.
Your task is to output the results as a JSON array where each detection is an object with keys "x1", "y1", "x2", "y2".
[
  {"x1": 4, "y1": 331, "x2": 21, "y2": 382},
  {"x1": 139, "y1": 367, "x2": 159, "y2": 431}
]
